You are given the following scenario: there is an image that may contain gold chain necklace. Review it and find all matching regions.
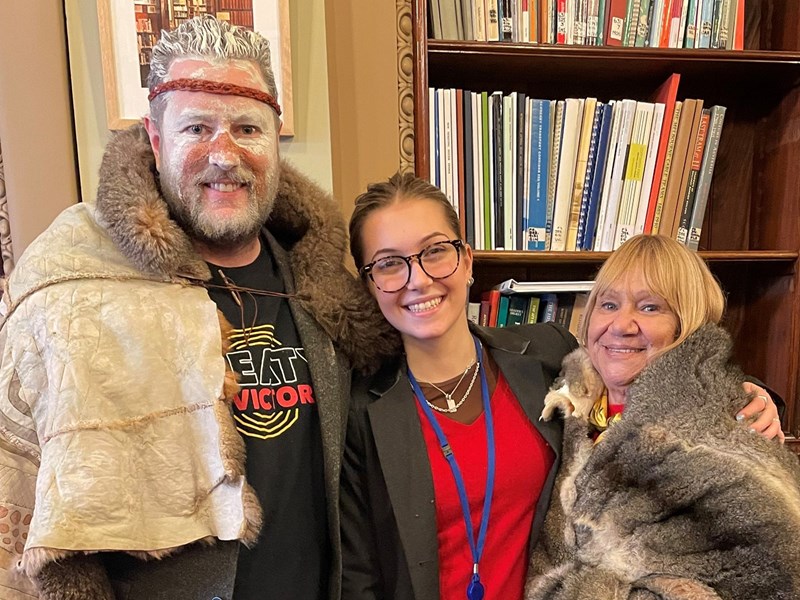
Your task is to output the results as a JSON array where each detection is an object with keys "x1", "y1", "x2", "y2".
[{"x1": 422, "y1": 361, "x2": 481, "y2": 413}]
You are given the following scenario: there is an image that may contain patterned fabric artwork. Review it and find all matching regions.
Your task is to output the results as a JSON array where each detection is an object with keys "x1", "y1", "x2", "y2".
[{"x1": 0, "y1": 138, "x2": 14, "y2": 282}]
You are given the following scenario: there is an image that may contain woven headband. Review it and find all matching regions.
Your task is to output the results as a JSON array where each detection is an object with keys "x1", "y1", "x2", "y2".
[{"x1": 148, "y1": 78, "x2": 282, "y2": 116}]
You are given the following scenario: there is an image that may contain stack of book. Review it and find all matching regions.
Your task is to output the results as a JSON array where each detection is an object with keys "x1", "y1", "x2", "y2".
[
  {"x1": 429, "y1": 73, "x2": 725, "y2": 252},
  {"x1": 428, "y1": 0, "x2": 745, "y2": 49},
  {"x1": 470, "y1": 280, "x2": 594, "y2": 336}
]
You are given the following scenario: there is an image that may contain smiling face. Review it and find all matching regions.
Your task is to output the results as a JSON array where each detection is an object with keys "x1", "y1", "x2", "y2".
[
  {"x1": 144, "y1": 58, "x2": 279, "y2": 247},
  {"x1": 359, "y1": 197, "x2": 473, "y2": 346},
  {"x1": 587, "y1": 270, "x2": 679, "y2": 402}
]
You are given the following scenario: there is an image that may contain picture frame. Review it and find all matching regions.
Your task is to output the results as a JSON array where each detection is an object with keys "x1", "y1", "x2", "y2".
[{"x1": 96, "y1": 0, "x2": 294, "y2": 136}]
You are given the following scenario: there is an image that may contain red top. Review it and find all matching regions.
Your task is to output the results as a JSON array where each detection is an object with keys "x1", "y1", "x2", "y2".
[{"x1": 416, "y1": 373, "x2": 555, "y2": 600}]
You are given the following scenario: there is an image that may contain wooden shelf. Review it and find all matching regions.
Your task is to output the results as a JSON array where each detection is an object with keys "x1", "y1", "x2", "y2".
[
  {"x1": 472, "y1": 249, "x2": 799, "y2": 265},
  {"x1": 426, "y1": 42, "x2": 800, "y2": 103}
]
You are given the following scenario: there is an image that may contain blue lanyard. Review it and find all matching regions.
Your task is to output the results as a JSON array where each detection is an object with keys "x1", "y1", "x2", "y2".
[{"x1": 408, "y1": 335, "x2": 495, "y2": 600}]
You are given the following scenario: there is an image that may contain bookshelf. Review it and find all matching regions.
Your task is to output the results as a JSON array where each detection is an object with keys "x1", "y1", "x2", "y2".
[{"x1": 406, "y1": 0, "x2": 800, "y2": 448}]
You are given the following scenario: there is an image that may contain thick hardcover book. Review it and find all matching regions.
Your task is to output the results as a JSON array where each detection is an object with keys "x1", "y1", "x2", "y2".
[
  {"x1": 540, "y1": 293, "x2": 559, "y2": 323},
  {"x1": 676, "y1": 108, "x2": 710, "y2": 244},
  {"x1": 481, "y1": 289, "x2": 501, "y2": 327},
  {"x1": 440, "y1": 0, "x2": 460, "y2": 39},
  {"x1": 567, "y1": 98, "x2": 598, "y2": 250},
  {"x1": 667, "y1": 98, "x2": 704, "y2": 238},
  {"x1": 551, "y1": 98, "x2": 583, "y2": 251},
  {"x1": 634, "y1": 0, "x2": 653, "y2": 46},
  {"x1": 651, "y1": 100, "x2": 683, "y2": 233},
  {"x1": 527, "y1": 99, "x2": 551, "y2": 250},
  {"x1": 556, "y1": 0, "x2": 568, "y2": 43},
  {"x1": 506, "y1": 295, "x2": 529, "y2": 326},
  {"x1": 687, "y1": 105, "x2": 726, "y2": 250},
  {"x1": 658, "y1": 0, "x2": 674, "y2": 46},
  {"x1": 555, "y1": 294, "x2": 575, "y2": 328},
  {"x1": 576, "y1": 102, "x2": 604, "y2": 250},
  {"x1": 659, "y1": 98, "x2": 699, "y2": 237},
  {"x1": 496, "y1": 295, "x2": 511, "y2": 327},
  {"x1": 583, "y1": 103, "x2": 614, "y2": 250},
  {"x1": 605, "y1": 0, "x2": 628, "y2": 45},
  {"x1": 486, "y1": 0, "x2": 501, "y2": 40},
  {"x1": 525, "y1": 296, "x2": 542, "y2": 324},
  {"x1": 643, "y1": 73, "x2": 681, "y2": 233},
  {"x1": 546, "y1": 100, "x2": 565, "y2": 250}
]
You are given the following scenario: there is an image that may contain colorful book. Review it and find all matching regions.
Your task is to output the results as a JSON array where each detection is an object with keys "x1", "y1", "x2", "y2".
[
  {"x1": 644, "y1": 73, "x2": 681, "y2": 233},
  {"x1": 582, "y1": 103, "x2": 614, "y2": 250},
  {"x1": 526, "y1": 98, "x2": 551, "y2": 250},
  {"x1": 551, "y1": 98, "x2": 583, "y2": 251},
  {"x1": 687, "y1": 105, "x2": 726, "y2": 250},
  {"x1": 676, "y1": 108, "x2": 710, "y2": 244}
]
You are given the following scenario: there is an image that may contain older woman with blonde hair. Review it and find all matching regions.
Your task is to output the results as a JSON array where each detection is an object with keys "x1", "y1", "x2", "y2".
[{"x1": 527, "y1": 234, "x2": 800, "y2": 600}]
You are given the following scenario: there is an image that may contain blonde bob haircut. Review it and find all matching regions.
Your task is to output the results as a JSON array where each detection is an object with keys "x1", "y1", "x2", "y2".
[{"x1": 579, "y1": 234, "x2": 725, "y2": 354}]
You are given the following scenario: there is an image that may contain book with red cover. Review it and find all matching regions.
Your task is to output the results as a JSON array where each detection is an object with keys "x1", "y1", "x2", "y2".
[
  {"x1": 643, "y1": 73, "x2": 681, "y2": 233},
  {"x1": 605, "y1": 0, "x2": 628, "y2": 46},
  {"x1": 733, "y1": 0, "x2": 744, "y2": 49},
  {"x1": 481, "y1": 289, "x2": 501, "y2": 327}
]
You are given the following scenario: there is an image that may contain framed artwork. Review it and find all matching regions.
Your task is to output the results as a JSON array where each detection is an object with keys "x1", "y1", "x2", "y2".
[{"x1": 96, "y1": 0, "x2": 294, "y2": 136}]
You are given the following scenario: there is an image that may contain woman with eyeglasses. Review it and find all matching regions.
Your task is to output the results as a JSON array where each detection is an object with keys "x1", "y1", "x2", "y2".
[{"x1": 339, "y1": 174, "x2": 781, "y2": 600}]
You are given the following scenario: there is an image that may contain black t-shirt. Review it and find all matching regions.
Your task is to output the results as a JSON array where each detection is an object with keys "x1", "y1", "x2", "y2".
[{"x1": 206, "y1": 239, "x2": 330, "y2": 600}]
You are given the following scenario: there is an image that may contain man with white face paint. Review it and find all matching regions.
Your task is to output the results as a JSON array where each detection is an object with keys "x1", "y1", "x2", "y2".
[{"x1": 0, "y1": 15, "x2": 398, "y2": 600}]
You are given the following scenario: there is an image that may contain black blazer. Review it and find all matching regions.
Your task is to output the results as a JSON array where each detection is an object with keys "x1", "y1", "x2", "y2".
[{"x1": 340, "y1": 323, "x2": 578, "y2": 600}]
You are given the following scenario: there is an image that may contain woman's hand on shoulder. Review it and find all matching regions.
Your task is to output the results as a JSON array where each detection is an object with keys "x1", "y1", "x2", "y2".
[{"x1": 738, "y1": 382, "x2": 785, "y2": 443}]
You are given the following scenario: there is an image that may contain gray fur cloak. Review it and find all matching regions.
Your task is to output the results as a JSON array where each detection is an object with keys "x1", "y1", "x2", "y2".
[{"x1": 526, "y1": 324, "x2": 800, "y2": 600}]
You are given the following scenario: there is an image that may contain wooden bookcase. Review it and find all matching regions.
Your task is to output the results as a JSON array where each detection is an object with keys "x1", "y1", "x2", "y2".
[{"x1": 408, "y1": 0, "x2": 800, "y2": 449}]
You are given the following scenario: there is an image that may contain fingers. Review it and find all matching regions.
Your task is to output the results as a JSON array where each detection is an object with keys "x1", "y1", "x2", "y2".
[{"x1": 737, "y1": 383, "x2": 784, "y2": 442}]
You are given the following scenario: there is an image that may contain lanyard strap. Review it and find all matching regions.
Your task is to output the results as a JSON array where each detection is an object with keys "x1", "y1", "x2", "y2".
[{"x1": 408, "y1": 335, "x2": 495, "y2": 600}]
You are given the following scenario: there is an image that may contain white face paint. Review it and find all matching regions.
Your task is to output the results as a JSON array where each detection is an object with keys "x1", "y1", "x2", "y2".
[{"x1": 148, "y1": 58, "x2": 281, "y2": 247}]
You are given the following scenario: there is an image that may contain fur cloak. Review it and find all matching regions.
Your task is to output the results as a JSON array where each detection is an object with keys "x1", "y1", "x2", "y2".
[{"x1": 526, "y1": 324, "x2": 800, "y2": 600}]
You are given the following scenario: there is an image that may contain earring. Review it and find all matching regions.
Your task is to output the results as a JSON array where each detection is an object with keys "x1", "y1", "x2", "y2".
[{"x1": 468, "y1": 276, "x2": 475, "y2": 287}]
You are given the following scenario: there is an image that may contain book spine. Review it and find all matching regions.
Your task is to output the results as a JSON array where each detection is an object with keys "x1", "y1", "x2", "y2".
[
  {"x1": 487, "y1": 0, "x2": 501, "y2": 40},
  {"x1": 546, "y1": 100, "x2": 564, "y2": 250},
  {"x1": 551, "y1": 98, "x2": 583, "y2": 251},
  {"x1": 676, "y1": 109, "x2": 710, "y2": 244},
  {"x1": 651, "y1": 101, "x2": 683, "y2": 233},
  {"x1": 634, "y1": 0, "x2": 653, "y2": 46},
  {"x1": 482, "y1": 92, "x2": 492, "y2": 249},
  {"x1": 683, "y1": 0, "x2": 699, "y2": 47},
  {"x1": 463, "y1": 90, "x2": 475, "y2": 247},
  {"x1": 599, "y1": 98, "x2": 636, "y2": 251},
  {"x1": 475, "y1": 0, "x2": 488, "y2": 40},
  {"x1": 634, "y1": 102, "x2": 665, "y2": 234},
  {"x1": 687, "y1": 106, "x2": 726, "y2": 250},
  {"x1": 527, "y1": 99, "x2": 549, "y2": 250},
  {"x1": 516, "y1": 92, "x2": 528, "y2": 250},
  {"x1": 492, "y1": 93, "x2": 505, "y2": 249},
  {"x1": 576, "y1": 102, "x2": 603, "y2": 250},
  {"x1": 583, "y1": 104, "x2": 614, "y2": 250},
  {"x1": 556, "y1": 0, "x2": 569, "y2": 43},
  {"x1": 593, "y1": 100, "x2": 622, "y2": 250},
  {"x1": 697, "y1": 0, "x2": 714, "y2": 48}
]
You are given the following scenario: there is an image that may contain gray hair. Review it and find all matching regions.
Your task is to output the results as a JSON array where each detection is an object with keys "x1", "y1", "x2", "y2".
[{"x1": 148, "y1": 15, "x2": 277, "y2": 122}]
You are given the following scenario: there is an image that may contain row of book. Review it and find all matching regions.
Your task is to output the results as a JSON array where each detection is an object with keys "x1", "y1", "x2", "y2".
[
  {"x1": 428, "y1": 74, "x2": 726, "y2": 252},
  {"x1": 469, "y1": 284, "x2": 593, "y2": 337},
  {"x1": 429, "y1": 0, "x2": 744, "y2": 49}
]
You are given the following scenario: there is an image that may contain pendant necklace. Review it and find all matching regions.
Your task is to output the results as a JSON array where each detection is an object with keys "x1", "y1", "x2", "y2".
[
  {"x1": 423, "y1": 361, "x2": 480, "y2": 413},
  {"x1": 408, "y1": 335, "x2": 494, "y2": 600}
]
